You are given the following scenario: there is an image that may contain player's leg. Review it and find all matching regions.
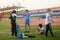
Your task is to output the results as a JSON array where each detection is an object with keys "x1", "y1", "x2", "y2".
[
  {"x1": 45, "y1": 24, "x2": 49, "y2": 36},
  {"x1": 15, "y1": 29, "x2": 17, "y2": 37},
  {"x1": 49, "y1": 23, "x2": 54, "y2": 36},
  {"x1": 14, "y1": 23, "x2": 17, "y2": 37},
  {"x1": 11, "y1": 24, "x2": 14, "y2": 37},
  {"x1": 37, "y1": 31, "x2": 42, "y2": 34},
  {"x1": 25, "y1": 24, "x2": 27, "y2": 32},
  {"x1": 12, "y1": 28, "x2": 14, "y2": 36},
  {"x1": 28, "y1": 24, "x2": 30, "y2": 33},
  {"x1": 25, "y1": 19, "x2": 28, "y2": 32},
  {"x1": 27, "y1": 19, "x2": 30, "y2": 33}
]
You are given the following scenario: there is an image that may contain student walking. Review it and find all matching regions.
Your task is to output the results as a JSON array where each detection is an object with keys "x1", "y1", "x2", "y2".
[{"x1": 45, "y1": 9, "x2": 55, "y2": 36}]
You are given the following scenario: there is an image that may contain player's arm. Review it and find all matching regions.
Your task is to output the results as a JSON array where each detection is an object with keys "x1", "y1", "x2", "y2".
[
  {"x1": 51, "y1": 18, "x2": 55, "y2": 23},
  {"x1": 8, "y1": 16, "x2": 12, "y2": 19},
  {"x1": 50, "y1": 12, "x2": 55, "y2": 23},
  {"x1": 23, "y1": 13, "x2": 26, "y2": 17}
]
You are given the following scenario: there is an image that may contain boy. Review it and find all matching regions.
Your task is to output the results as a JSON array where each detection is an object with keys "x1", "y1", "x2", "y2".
[
  {"x1": 45, "y1": 9, "x2": 54, "y2": 36},
  {"x1": 24, "y1": 9, "x2": 30, "y2": 33},
  {"x1": 36, "y1": 24, "x2": 44, "y2": 34},
  {"x1": 9, "y1": 10, "x2": 17, "y2": 37}
]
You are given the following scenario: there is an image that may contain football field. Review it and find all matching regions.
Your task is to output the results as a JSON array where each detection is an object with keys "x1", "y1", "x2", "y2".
[{"x1": 0, "y1": 21, "x2": 60, "y2": 40}]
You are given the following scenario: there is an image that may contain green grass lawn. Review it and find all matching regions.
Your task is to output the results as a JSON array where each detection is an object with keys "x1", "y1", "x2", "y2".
[{"x1": 0, "y1": 21, "x2": 60, "y2": 40}]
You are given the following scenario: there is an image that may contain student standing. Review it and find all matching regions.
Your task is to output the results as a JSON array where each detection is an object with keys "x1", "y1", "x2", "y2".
[
  {"x1": 10, "y1": 10, "x2": 17, "y2": 37},
  {"x1": 24, "y1": 10, "x2": 30, "y2": 33}
]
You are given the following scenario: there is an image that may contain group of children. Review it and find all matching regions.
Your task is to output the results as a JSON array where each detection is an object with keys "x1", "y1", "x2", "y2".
[
  {"x1": 9, "y1": 9, "x2": 55, "y2": 38},
  {"x1": 9, "y1": 10, "x2": 45, "y2": 38}
]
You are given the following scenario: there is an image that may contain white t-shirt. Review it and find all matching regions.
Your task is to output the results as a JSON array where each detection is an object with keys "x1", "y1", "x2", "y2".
[
  {"x1": 40, "y1": 27, "x2": 44, "y2": 31},
  {"x1": 45, "y1": 13, "x2": 51, "y2": 25},
  {"x1": 12, "y1": 13, "x2": 17, "y2": 17}
]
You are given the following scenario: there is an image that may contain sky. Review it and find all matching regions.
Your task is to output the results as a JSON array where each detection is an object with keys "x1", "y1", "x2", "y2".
[{"x1": 0, "y1": 0, "x2": 60, "y2": 10}]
